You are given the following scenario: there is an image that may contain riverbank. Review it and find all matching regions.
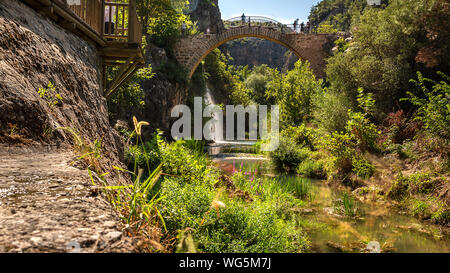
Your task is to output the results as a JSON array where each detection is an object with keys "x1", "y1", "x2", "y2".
[{"x1": 209, "y1": 141, "x2": 450, "y2": 253}]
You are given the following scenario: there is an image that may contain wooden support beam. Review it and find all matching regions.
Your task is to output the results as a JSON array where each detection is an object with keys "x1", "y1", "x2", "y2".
[{"x1": 105, "y1": 60, "x2": 141, "y2": 99}]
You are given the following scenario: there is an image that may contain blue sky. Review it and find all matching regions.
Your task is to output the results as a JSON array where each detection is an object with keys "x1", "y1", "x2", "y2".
[{"x1": 218, "y1": 0, "x2": 322, "y2": 24}]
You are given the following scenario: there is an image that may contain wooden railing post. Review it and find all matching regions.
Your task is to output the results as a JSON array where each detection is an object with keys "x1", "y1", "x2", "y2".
[
  {"x1": 128, "y1": 0, "x2": 137, "y2": 43},
  {"x1": 100, "y1": 0, "x2": 105, "y2": 36}
]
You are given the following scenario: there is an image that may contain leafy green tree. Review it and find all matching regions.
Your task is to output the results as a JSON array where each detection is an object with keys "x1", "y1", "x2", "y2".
[
  {"x1": 326, "y1": 0, "x2": 449, "y2": 115},
  {"x1": 141, "y1": 0, "x2": 196, "y2": 50},
  {"x1": 266, "y1": 60, "x2": 324, "y2": 127},
  {"x1": 308, "y1": 0, "x2": 370, "y2": 31},
  {"x1": 244, "y1": 65, "x2": 276, "y2": 105}
]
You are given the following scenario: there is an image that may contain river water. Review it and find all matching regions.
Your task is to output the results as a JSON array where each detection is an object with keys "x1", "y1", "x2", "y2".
[{"x1": 208, "y1": 141, "x2": 450, "y2": 253}]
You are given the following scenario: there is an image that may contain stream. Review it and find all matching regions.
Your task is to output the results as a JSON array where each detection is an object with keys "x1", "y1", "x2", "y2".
[{"x1": 207, "y1": 141, "x2": 450, "y2": 253}]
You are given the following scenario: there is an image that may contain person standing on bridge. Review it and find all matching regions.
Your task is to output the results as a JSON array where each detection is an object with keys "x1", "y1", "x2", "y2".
[
  {"x1": 293, "y1": 19, "x2": 299, "y2": 33},
  {"x1": 241, "y1": 13, "x2": 246, "y2": 26},
  {"x1": 104, "y1": 1, "x2": 116, "y2": 36},
  {"x1": 300, "y1": 22, "x2": 305, "y2": 33}
]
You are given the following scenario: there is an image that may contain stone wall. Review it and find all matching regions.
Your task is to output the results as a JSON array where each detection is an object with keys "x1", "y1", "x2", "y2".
[{"x1": 0, "y1": 0, "x2": 123, "y2": 169}]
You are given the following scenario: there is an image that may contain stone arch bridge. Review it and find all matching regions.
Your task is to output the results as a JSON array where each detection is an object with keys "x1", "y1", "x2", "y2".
[{"x1": 174, "y1": 17, "x2": 339, "y2": 79}]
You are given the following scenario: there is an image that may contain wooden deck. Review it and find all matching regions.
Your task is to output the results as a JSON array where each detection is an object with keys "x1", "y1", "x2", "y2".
[{"x1": 21, "y1": 0, "x2": 145, "y2": 97}]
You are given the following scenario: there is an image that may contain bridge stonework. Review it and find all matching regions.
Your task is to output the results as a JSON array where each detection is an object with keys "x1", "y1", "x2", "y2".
[{"x1": 174, "y1": 26, "x2": 337, "y2": 79}]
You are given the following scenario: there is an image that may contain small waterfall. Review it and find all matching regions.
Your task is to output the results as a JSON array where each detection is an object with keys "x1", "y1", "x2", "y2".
[{"x1": 204, "y1": 87, "x2": 223, "y2": 142}]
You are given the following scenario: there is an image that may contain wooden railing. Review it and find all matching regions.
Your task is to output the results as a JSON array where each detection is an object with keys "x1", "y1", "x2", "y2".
[{"x1": 67, "y1": 0, "x2": 142, "y2": 43}]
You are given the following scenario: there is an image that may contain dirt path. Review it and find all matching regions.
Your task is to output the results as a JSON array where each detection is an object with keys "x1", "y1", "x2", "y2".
[{"x1": 0, "y1": 145, "x2": 134, "y2": 253}]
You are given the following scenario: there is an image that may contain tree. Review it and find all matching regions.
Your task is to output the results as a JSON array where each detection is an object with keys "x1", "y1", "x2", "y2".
[
  {"x1": 326, "y1": 0, "x2": 448, "y2": 116},
  {"x1": 266, "y1": 60, "x2": 324, "y2": 127}
]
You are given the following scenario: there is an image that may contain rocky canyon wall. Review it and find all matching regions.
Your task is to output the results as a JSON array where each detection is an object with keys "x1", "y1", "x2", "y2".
[{"x1": 0, "y1": 0, "x2": 123, "y2": 168}]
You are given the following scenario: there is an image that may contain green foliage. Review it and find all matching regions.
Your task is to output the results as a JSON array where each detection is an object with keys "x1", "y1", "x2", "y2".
[
  {"x1": 308, "y1": 0, "x2": 369, "y2": 31},
  {"x1": 387, "y1": 173, "x2": 410, "y2": 201},
  {"x1": 203, "y1": 49, "x2": 249, "y2": 105},
  {"x1": 269, "y1": 137, "x2": 310, "y2": 173},
  {"x1": 266, "y1": 60, "x2": 324, "y2": 127},
  {"x1": 160, "y1": 140, "x2": 213, "y2": 183},
  {"x1": 281, "y1": 125, "x2": 318, "y2": 151},
  {"x1": 125, "y1": 130, "x2": 162, "y2": 175},
  {"x1": 143, "y1": 0, "x2": 196, "y2": 50},
  {"x1": 326, "y1": 0, "x2": 448, "y2": 114},
  {"x1": 352, "y1": 156, "x2": 375, "y2": 179},
  {"x1": 320, "y1": 132, "x2": 355, "y2": 177},
  {"x1": 244, "y1": 65, "x2": 277, "y2": 105},
  {"x1": 297, "y1": 159, "x2": 327, "y2": 179},
  {"x1": 313, "y1": 89, "x2": 351, "y2": 134},
  {"x1": 317, "y1": 24, "x2": 338, "y2": 34},
  {"x1": 196, "y1": 199, "x2": 308, "y2": 253},
  {"x1": 333, "y1": 192, "x2": 358, "y2": 217},
  {"x1": 108, "y1": 65, "x2": 154, "y2": 108},
  {"x1": 38, "y1": 82, "x2": 63, "y2": 107},
  {"x1": 402, "y1": 72, "x2": 450, "y2": 139},
  {"x1": 388, "y1": 171, "x2": 439, "y2": 199},
  {"x1": 157, "y1": 141, "x2": 310, "y2": 253},
  {"x1": 346, "y1": 89, "x2": 381, "y2": 152},
  {"x1": 334, "y1": 37, "x2": 349, "y2": 53}
]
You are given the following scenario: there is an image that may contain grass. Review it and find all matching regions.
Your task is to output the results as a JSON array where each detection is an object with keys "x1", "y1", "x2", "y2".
[{"x1": 333, "y1": 192, "x2": 358, "y2": 217}]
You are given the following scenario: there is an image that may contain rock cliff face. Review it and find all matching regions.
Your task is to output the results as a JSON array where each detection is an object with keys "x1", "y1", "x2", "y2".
[
  {"x1": 0, "y1": 0, "x2": 123, "y2": 167},
  {"x1": 189, "y1": 0, "x2": 224, "y2": 33},
  {"x1": 220, "y1": 38, "x2": 299, "y2": 71},
  {"x1": 109, "y1": 40, "x2": 189, "y2": 137}
]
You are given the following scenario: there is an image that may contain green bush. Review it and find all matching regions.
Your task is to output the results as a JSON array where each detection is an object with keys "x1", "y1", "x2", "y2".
[
  {"x1": 266, "y1": 60, "x2": 324, "y2": 126},
  {"x1": 157, "y1": 141, "x2": 310, "y2": 252},
  {"x1": 160, "y1": 140, "x2": 214, "y2": 183},
  {"x1": 312, "y1": 90, "x2": 351, "y2": 134},
  {"x1": 346, "y1": 89, "x2": 381, "y2": 152},
  {"x1": 387, "y1": 173, "x2": 410, "y2": 201},
  {"x1": 269, "y1": 137, "x2": 310, "y2": 173},
  {"x1": 197, "y1": 199, "x2": 309, "y2": 253},
  {"x1": 320, "y1": 132, "x2": 356, "y2": 177},
  {"x1": 281, "y1": 124, "x2": 318, "y2": 150},
  {"x1": 351, "y1": 156, "x2": 375, "y2": 179},
  {"x1": 402, "y1": 72, "x2": 450, "y2": 140},
  {"x1": 108, "y1": 65, "x2": 153, "y2": 108},
  {"x1": 297, "y1": 159, "x2": 327, "y2": 179}
]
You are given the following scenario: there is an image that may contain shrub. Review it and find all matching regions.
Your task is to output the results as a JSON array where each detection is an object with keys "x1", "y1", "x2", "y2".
[
  {"x1": 269, "y1": 137, "x2": 310, "y2": 173},
  {"x1": 281, "y1": 124, "x2": 318, "y2": 150},
  {"x1": 346, "y1": 89, "x2": 381, "y2": 152},
  {"x1": 320, "y1": 132, "x2": 356, "y2": 177},
  {"x1": 266, "y1": 60, "x2": 324, "y2": 126},
  {"x1": 297, "y1": 159, "x2": 327, "y2": 179},
  {"x1": 108, "y1": 65, "x2": 153, "y2": 107},
  {"x1": 159, "y1": 141, "x2": 214, "y2": 183},
  {"x1": 402, "y1": 72, "x2": 450, "y2": 140},
  {"x1": 387, "y1": 173, "x2": 410, "y2": 201},
  {"x1": 312, "y1": 90, "x2": 351, "y2": 134},
  {"x1": 381, "y1": 110, "x2": 421, "y2": 144},
  {"x1": 197, "y1": 199, "x2": 309, "y2": 253},
  {"x1": 352, "y1": 156, "x2": 375, "y2": 179}
]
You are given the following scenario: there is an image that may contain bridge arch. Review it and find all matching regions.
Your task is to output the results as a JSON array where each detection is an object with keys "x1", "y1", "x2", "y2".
[{"x1": 174, "y1": 26, "x2": 336, "y2": 79}]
